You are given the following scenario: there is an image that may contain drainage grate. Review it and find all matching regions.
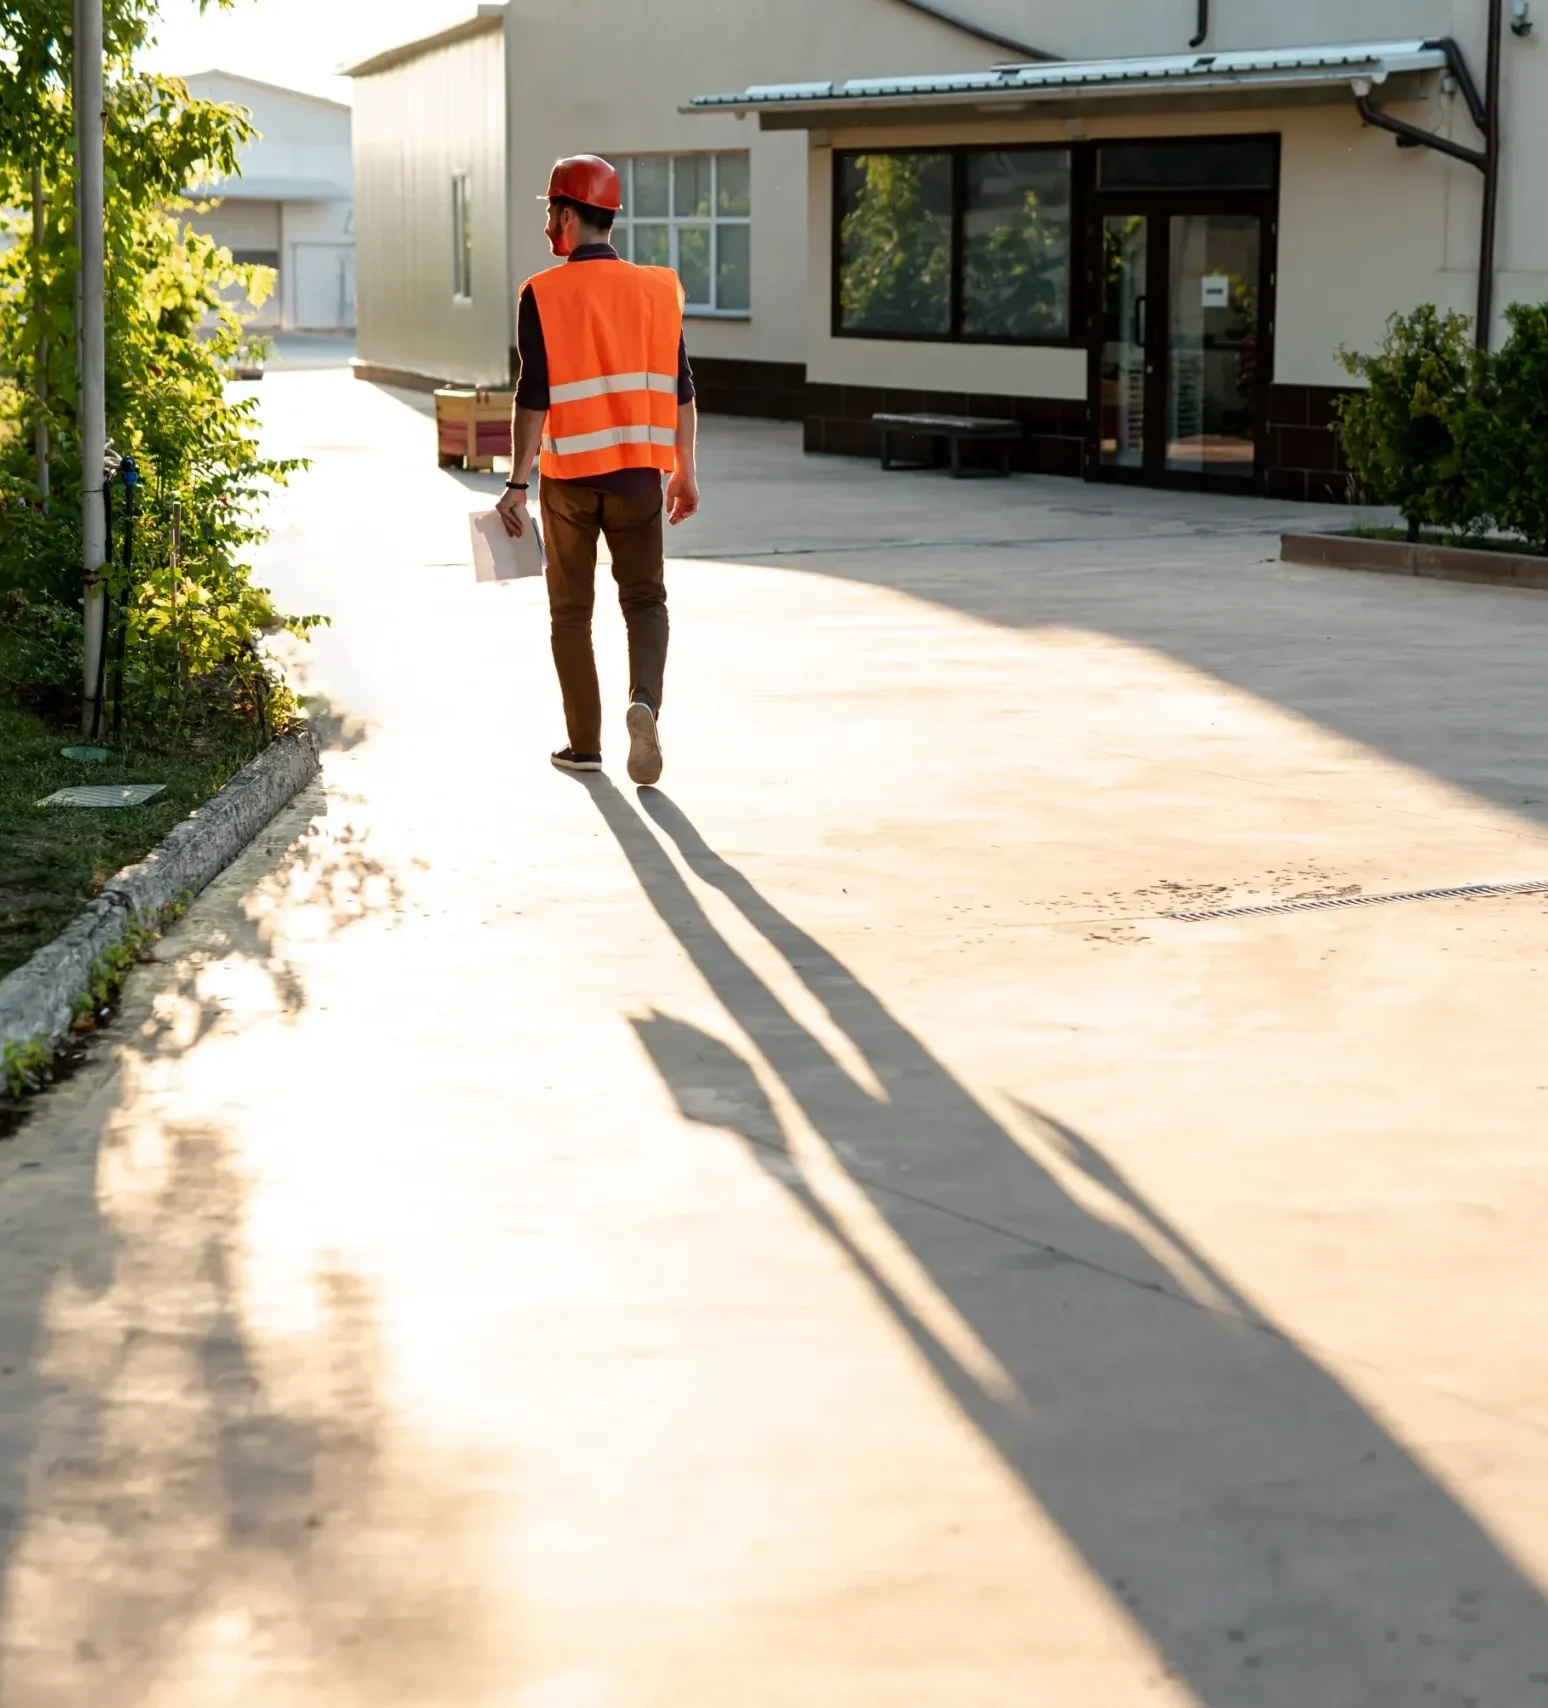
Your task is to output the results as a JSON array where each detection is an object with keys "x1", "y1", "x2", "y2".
[
  {"x1": 36, "y1": 783, "x2": 166, "y2": 810},
  {"x1": 1168, "y1": 878, "x2": 1548, "y2": 923}
]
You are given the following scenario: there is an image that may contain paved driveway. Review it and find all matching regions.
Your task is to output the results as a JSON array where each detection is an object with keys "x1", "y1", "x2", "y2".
[{"x1": 2, "y1": 376, "x2": 1547, "y2": 1706}]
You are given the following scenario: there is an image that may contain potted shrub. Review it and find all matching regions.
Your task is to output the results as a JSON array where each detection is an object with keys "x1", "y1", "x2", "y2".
[{"x1": 1336, "y1": 306, "x2": 1483, "y2": 544}]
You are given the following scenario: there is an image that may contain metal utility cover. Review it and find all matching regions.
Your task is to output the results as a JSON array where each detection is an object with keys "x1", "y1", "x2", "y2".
[
  {"x1": 60, "y1": 746, "x2": 113, "y2": 762},
  {"x1": 37, "y1": 784, "x2": 167, "y2": 809}
]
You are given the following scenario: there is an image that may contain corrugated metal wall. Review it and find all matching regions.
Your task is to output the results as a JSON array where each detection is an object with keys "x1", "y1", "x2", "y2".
[{"x1": 353, "y1": 22, "x2": 510, "y2": 386}]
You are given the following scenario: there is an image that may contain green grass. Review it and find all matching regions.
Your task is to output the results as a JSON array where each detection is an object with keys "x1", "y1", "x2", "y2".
[
  {"x1": 1344, "y1": 526, "x2": 1548, "y2": 559},
  {"x1": 0, "y1": 635, "x2": 264, "y2": 979}
]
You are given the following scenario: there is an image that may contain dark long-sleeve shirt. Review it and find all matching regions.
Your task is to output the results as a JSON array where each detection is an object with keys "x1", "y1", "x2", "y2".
[{"x1": 515, "y1": 242, "x2": 694, "y2": 494}]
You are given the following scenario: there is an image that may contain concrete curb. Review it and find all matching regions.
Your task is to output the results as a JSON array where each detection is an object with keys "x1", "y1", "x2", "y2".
[
  {"x1": 0, "y1": 724, "x2": 320, "y2": 1065},
  {"x1": 1282, "y1": 531, "x2": 1548, "y2": 592}
]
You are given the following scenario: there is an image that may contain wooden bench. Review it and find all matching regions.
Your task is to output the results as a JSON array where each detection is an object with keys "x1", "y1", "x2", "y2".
[
  {"x1": 436, "y1": 387, "x2": 514, "y2": 472},
  {"x1": 873, "y1": 412, "x2": 1020, "y2": 478}
]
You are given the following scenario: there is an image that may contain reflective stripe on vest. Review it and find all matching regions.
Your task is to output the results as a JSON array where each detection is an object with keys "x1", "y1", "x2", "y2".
[
  {"x1": 543, "y1": 424, "x2": 679, "y2": 458},
  {"x1": 524, "y1": 261, "x2": 684, "y2": 483},
  {"x1": 548, "y1": 371, "x2": 679, "y2": 406}
]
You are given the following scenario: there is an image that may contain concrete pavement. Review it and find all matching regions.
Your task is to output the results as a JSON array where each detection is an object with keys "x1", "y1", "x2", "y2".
[{"x1": 1, "y1": 367, "x2": 1548, "y2": 1705}]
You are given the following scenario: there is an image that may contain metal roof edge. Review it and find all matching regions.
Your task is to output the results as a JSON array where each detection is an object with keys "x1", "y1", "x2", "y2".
[
  {"x1": 176, "y1": 68, "x2": 352, "y2": 112},
  {"x1": 688, "y1": 39, "x2": 1447, "y2": 114},
  {"x1": 343, "y1": 6, "x2": 505, "y2": 80}
]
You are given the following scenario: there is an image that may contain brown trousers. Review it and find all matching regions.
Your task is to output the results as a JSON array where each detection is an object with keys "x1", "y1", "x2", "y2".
[{"x1": 539, "y1": 477, "x2": 669, "y2": 755}]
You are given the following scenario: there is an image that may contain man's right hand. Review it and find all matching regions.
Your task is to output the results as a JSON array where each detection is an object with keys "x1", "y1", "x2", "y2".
[{"x1": 496, "y1": 487, "x2": 528, "y2": 538}]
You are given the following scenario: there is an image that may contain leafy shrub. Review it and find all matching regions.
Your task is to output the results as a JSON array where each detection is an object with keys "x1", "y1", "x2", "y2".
[
  {"x1": 1336, "y1": 307, "x2": 1483, "y2": 543},
  {"x1": 1466, "y1": 302, "x2": 1548, "y2": 554}
]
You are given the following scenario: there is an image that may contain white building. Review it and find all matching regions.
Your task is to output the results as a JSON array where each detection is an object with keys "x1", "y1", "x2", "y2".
[
  {"x1": 346, "y1": 0, "x2": 1547, "y2": 500},
  {"x1": 183, "y1": 70, "x2": 356, "y2": 332}
]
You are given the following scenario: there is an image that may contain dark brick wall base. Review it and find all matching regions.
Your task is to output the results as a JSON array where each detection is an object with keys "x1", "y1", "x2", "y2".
[
  {"x1": 803, "y1": 377, "x2": 1364, "y2": 501},
  {"x1": 804, "y1": 383, "x2": 1088, "y2": 478},
  {"x1": 1265, "y1": 384, "x2": 1359, "y2": 504},
  {"x1": 690, "y1": 356, "x2": 807, "y2": 422}
]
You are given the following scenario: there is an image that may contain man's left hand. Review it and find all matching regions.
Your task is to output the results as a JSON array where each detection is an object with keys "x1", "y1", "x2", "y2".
[
  {"x1": 666, "y1": 469, "x2": 700, "y2": 526},
  {"x1": 495, "y1": 486, "x2": 528, "y2": 538}
]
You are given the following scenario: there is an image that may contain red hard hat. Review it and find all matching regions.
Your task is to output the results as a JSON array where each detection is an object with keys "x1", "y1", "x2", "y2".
[{"x1": 541, "y1": 155, "x2": 623, "y2": 211}]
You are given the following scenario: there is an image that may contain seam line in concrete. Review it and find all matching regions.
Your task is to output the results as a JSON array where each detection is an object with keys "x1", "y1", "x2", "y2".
[{"x1": 753, "y1": 1129, "x2": 1276, "y2": 1337}]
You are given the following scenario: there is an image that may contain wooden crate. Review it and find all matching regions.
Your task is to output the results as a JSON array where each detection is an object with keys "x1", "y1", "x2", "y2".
[{"x1": 435, "y1": 387, "x2": 514, "y2": 472}]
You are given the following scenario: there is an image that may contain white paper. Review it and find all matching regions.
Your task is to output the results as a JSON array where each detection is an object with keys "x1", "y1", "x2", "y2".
[
  {"x1": 1201, "y1": 274, "x2": 1231, "y2": 309},
  {"x1": 470, "y1": 509, "x2": 545, "y2": 583}
]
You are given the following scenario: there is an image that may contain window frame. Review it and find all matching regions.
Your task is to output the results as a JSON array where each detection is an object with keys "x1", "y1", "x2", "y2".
[
  {"x1": 1095, "y1": 134, "x2": 1280, "y2": 194},
  {"x1": 451, "y1": 171, "x2": 474, "y2": 303},
  {"x1": 831, "y1": 141, "x2": 1084, "y2": 348},
  {"x1": 613, "y1": 152, "x2": 752, "y2": 320}
]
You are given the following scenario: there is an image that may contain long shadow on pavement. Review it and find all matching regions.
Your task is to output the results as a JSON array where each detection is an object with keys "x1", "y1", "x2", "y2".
[
  {"x1": 584, "y1": 774, "x2": 1548, "y2": 1705},
  {"x1": 715, "y1": 514, "x2": 1548, "y2": 834}
]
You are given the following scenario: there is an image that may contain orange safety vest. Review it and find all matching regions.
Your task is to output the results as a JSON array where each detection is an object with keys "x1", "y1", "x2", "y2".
[{"x1": 524, "y1": 260, "x2": 684, "y2": 483}]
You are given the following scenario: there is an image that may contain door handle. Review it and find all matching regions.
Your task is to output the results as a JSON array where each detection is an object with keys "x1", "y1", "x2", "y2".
[{"x1": 1131, "y1": 293, "x2": 1149, "y2": 350}]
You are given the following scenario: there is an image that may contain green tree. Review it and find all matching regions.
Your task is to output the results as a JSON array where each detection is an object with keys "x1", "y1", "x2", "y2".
[{"x1": 0, "y1": 0, "x2": 319, "y2": 736}]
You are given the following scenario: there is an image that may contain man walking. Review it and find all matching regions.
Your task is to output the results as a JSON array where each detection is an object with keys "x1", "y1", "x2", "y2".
[{"x1": 497, "y1": 154, "x2": 700, "y2": 786}]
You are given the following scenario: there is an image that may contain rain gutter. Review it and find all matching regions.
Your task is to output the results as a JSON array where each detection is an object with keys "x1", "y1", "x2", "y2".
[
  {"x1": 887, "y1": 0, "x2": 1058, "y2": 63},
  {"x1": 1352, "y1": 9, "x2": 1502, "y2": 347}
]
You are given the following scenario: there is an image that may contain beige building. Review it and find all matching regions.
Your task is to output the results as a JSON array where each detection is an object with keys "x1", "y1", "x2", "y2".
[
  {"x1": 184, "y1": 71, "x2": 355, "y2": 332},
  {"x1": 347, "y1": 0, "x2": 1546, "y2": 499}
]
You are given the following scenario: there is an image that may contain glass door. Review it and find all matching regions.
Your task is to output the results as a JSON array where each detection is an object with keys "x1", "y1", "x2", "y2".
[
  {"x1": 1089, "y1": 198, "x2": 1273, "y2": 489},
  {"x1": 1099, "y1": 214, "x2": 1150, "y2": 471},
  {"x1": 1166, "y1": 213, "x2": 1261, "y2": 480}
]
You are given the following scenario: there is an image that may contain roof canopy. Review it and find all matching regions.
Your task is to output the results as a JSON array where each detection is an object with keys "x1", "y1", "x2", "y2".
[
  {"x1": 188, "y1": 176, "x2": 352, "y2": 203},
  {"x1": 688, "y1": 40, "x2": 1449, "y2": 128}
]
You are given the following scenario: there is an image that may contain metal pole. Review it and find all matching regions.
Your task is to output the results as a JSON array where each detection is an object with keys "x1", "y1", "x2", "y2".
[
  {"x1": 169, "y1": 499, "x2": 182, "y2": 691},
  {"x1": 1476, "y1": 0, "x2": 1504, "y2": 349},
  {"x1": 91, "y1": 472, "x2": 113, "y2": 737},
  {"x1": 31, "y1": 166, "x2": 50, "y2": 503},
  {"x1": 74, "y1": 0, "x2": 107, "y2": 736},
  {"x1": 111, "y1": 456, "x2": 136, "y2": 744}
]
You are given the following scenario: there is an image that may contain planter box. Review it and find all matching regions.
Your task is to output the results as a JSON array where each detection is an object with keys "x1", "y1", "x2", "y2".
[
  {"x1": 1282, "y1": 531, "x2": 1548, "y2": 592},
  {"x1": 435, "y1": 387, "x2": 513, "y2": 472}
]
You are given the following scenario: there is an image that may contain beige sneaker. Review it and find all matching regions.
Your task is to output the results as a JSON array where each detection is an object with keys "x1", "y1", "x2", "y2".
[{"x1": 625, "y1": 700, "x2": 663, "y2": 786}]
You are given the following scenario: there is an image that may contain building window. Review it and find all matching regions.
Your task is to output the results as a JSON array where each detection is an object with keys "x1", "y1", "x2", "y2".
[
  {"x1": 613, "y1": 153, "x2": 751, "y2": 317},
  {"x1": 451, "y1": 172, "x2": 473, "y2": 300},
  {"x1": 1098, "y1": 138, "x2": 1276, "y2": 192},
  {"x1": 836, "y1": 146, "x2": 1074, "y2": 344},
  {"x1": 838, "y1": 152, "x2": 952, "y2": 336}
]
